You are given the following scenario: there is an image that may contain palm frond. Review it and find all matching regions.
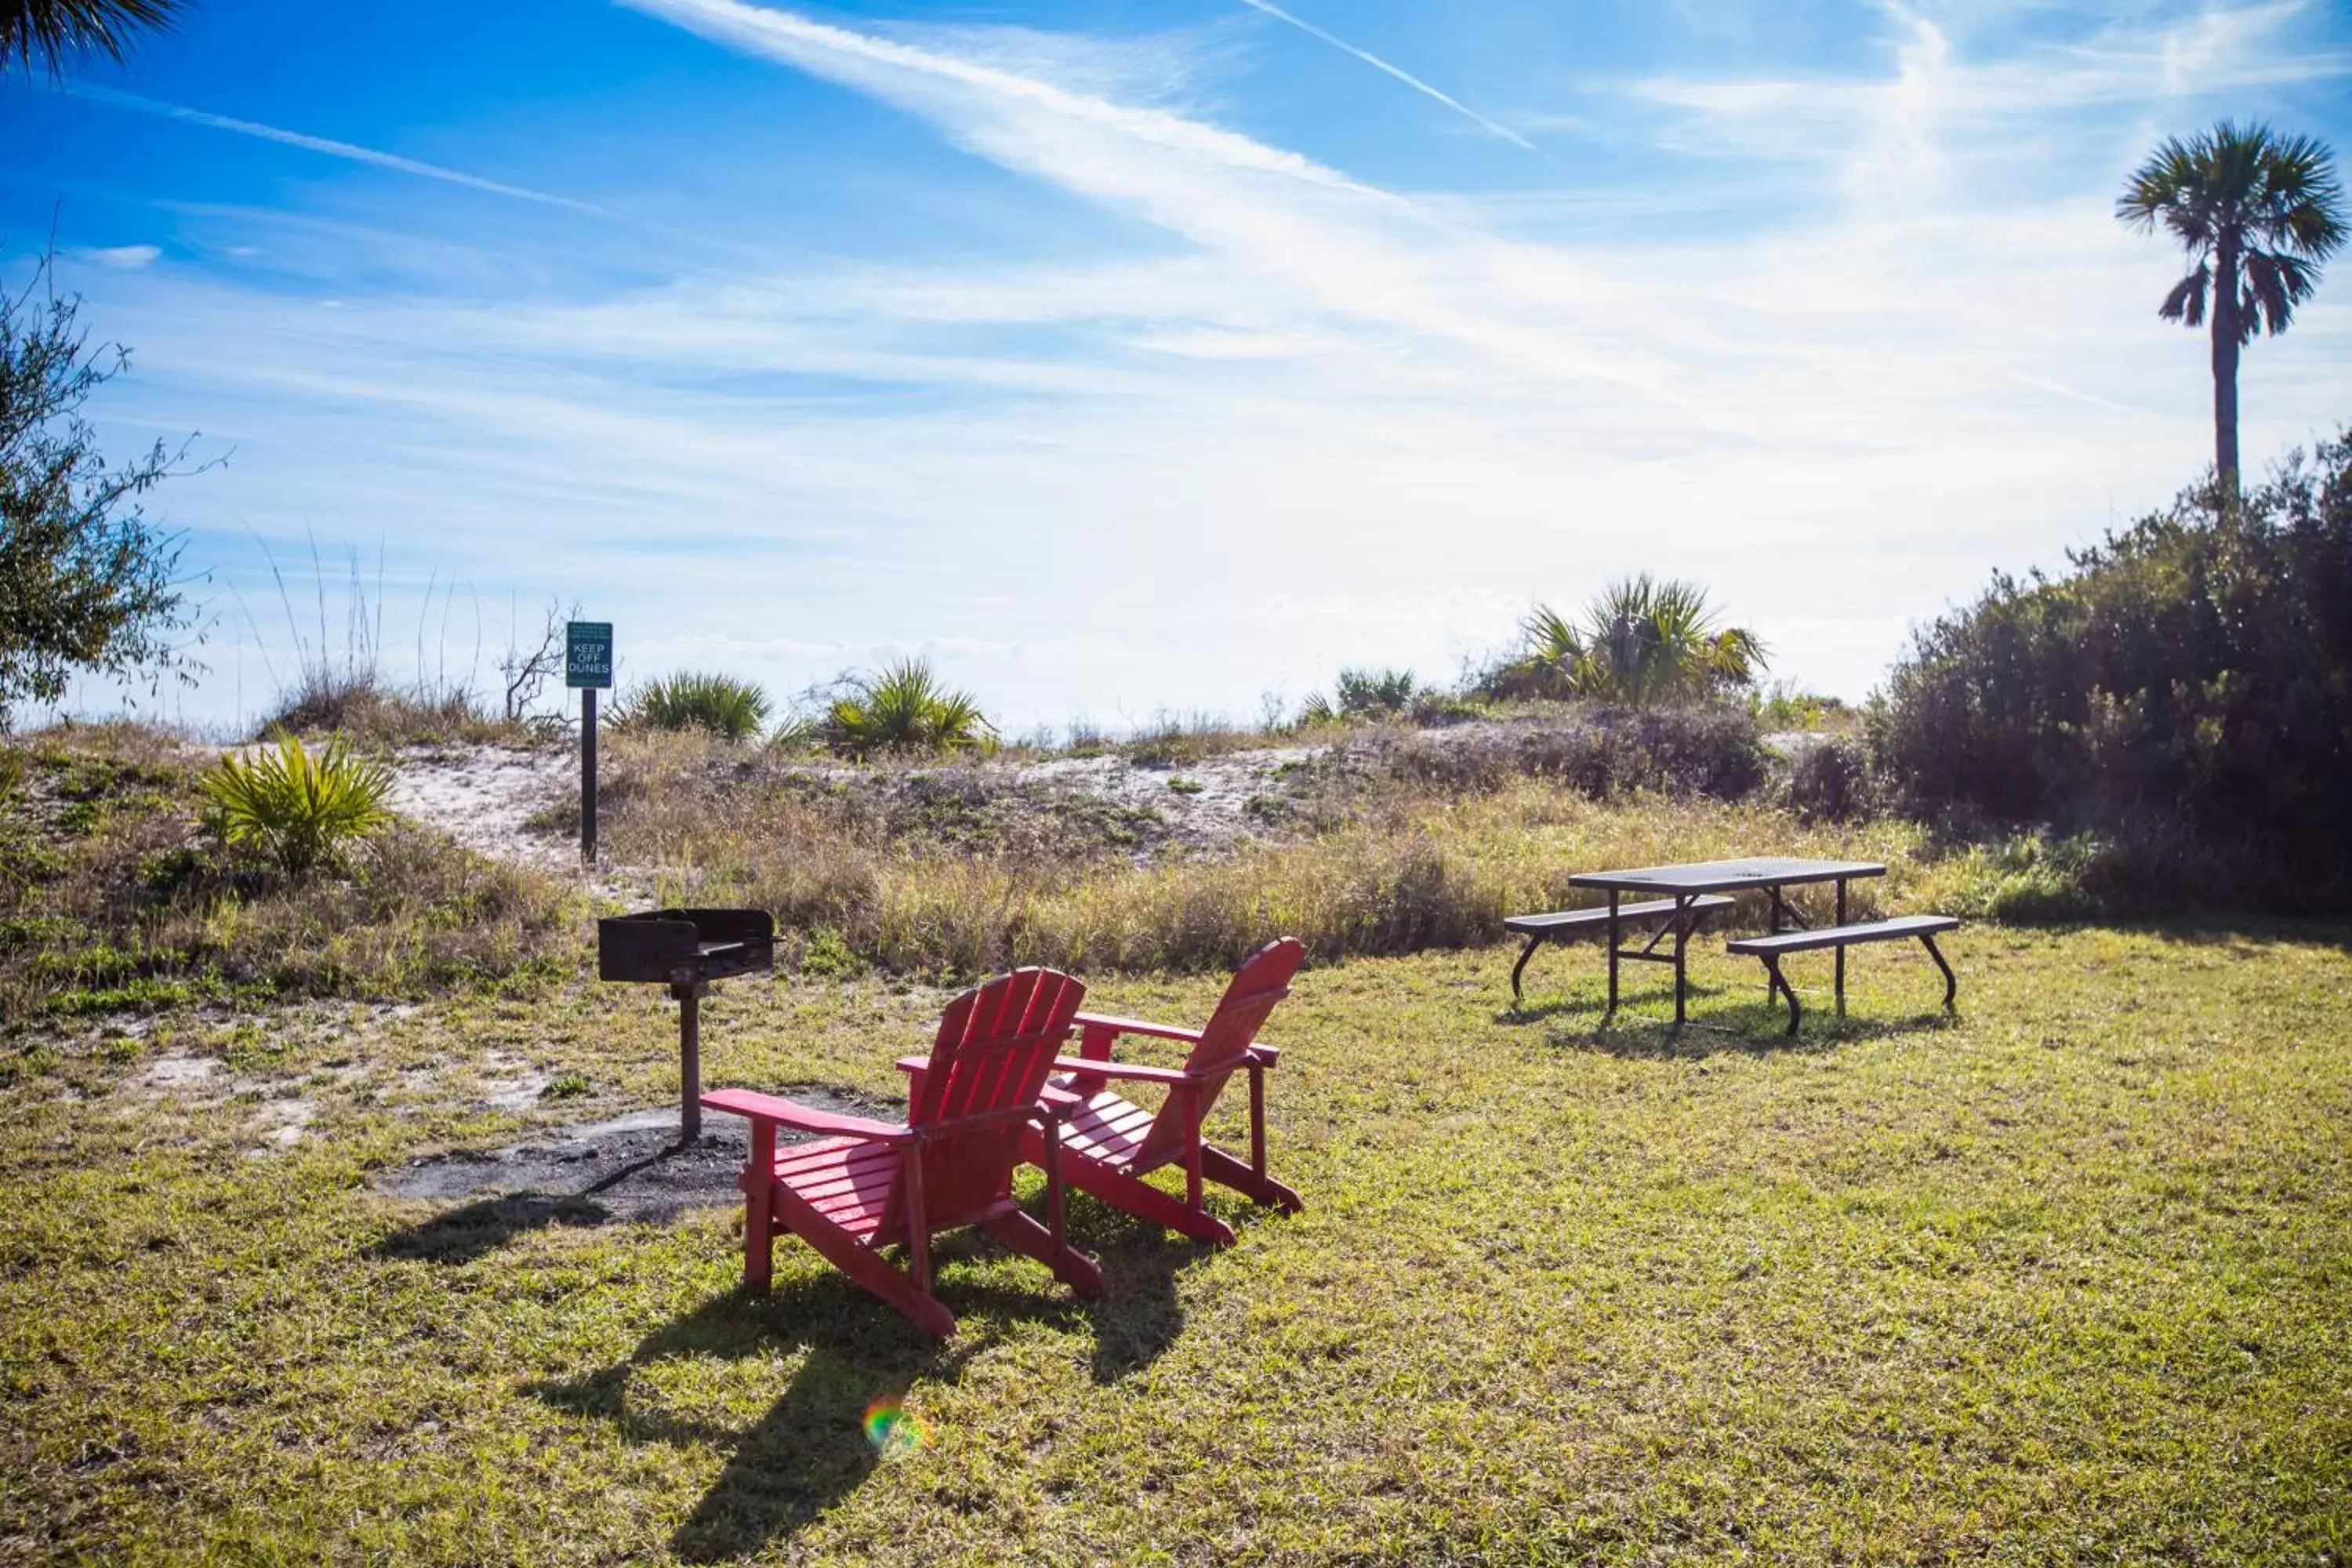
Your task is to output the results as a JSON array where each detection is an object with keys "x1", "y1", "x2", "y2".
[
  {"x1": 2, "y1": 0, "x2": 182, "y2": 76},
  {"x1": 820, "y1": 658, "x2": 993, "y2": 757},
  {"x1": 2118, "y1": 120, "x2": 2346, "y2": 336},
  {"x1": 1523, "y1": 576, "x2": 1766, "y2": 708},
  {"x1": 2158, "y1": 266, "x2": 2209, "y2": 325}
]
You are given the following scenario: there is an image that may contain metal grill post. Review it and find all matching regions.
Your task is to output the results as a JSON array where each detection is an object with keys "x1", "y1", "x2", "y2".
[{"x1": 672, "y1": 978, "x2": 705, "y2": 1141}]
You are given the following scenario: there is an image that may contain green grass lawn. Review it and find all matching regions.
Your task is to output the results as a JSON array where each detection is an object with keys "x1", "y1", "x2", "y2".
[{"x1": 4, "y1": 923, "x2": 2349, "y2": 1563}]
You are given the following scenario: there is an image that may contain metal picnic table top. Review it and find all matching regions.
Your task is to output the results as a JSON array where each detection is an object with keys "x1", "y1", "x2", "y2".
[{"x1": 1570, "y1": 856, "x2": 1887, "y2": 898}]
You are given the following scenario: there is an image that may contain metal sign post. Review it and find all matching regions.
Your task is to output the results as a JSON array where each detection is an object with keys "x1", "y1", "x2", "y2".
[{"x1": 565, "y1": 622, "x2": 613, "y2": 863}]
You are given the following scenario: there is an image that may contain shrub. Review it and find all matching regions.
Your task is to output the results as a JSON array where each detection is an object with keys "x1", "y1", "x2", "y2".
[
  {"x1": 1484, "y1": 578, "x2": 1766, "y2": 706},
  {"x1": 1335, "y1": 667, "x2": 1417, "y2": 718},
  {"x1": 1784, "y1": 736, "x2": 1871, "y2": 824},
  {"x1": 1871, "y1": 427, "x2": 2352, "y2": 910},
  {"x1": 200, "y1": 734, "x2": 394, "y2": 876},
  {"x1": 261, "y1": 673, "x2": 506, "y2": 749},
  {"x1": 615, "y1": 671, "x2": 770, "y2": 742},
  {"x1": 821, "y1": 659, "x2": 993, "y2": 757},
  {"x1": 1348, "y1": 703, "x2": 1768, "y2": 803},
  {"x1": 1751, "y1": 681, "x2": 1852, "y2": 732}
]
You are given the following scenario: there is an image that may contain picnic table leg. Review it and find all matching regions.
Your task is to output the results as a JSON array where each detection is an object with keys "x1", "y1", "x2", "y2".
[
  {"x1": 1671, "y1": 894, "x2": 1690, "y2": 1027},
  {"x1": 1509, "y1": 933, "x2": 1542, "y2": 1003},
  {"x1": 1834, "y1": 878, "x2": 1849, "y2": 1018},
  {"x1": 1606, "y1": 892, "x2": 1620, "y2": 1018},
  {"x1": 1922, "y1": 934, "x2": 1958, "y2": 1011}
]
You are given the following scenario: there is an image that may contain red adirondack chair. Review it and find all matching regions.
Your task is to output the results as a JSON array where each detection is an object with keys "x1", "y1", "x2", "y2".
[
  {"x1": 1024, "y1": 937, "x2": 1305, "y2": 1247},
  {"x1": 702, "y1": 967, "x2": 1102, "y2": 1337}
]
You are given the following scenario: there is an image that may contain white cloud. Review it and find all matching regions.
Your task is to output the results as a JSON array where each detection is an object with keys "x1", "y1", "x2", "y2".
[
  {"x1": 64, "y1": 82, "x2": 618, "y2": 216},
  {"x1": 1230, "y1": 0, "x2": 1544, "y2": 154},
  {"x1": 72, "y1": 244, "x2": 162, "y2": 269}
]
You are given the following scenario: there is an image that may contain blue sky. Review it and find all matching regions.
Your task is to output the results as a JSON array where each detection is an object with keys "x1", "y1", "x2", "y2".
[{"x1": 7, "y1": 0, "x2": 2350, "y2": 734}]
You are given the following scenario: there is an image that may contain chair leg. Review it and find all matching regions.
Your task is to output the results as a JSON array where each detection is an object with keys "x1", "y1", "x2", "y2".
[
  {"x1": 1922, "y1": 934, "x2": 1958, "y2": 1011},
  {"x1": 1053, "y1": 1151, "x2": 1237, "y2": 1246},
  {"x1": 743, "y1": 1121, "x2": 776, "y2": 1291},
  {"x1": 982, "y1": 1211, "x2": 1105, "y2": 1297},
  {"x1": 770, "y1": 1184, "x2": 958, "y2": 1338},
  {"x1": 1200, "y1": 1145, "x2": 1303, "y2": 1213}
]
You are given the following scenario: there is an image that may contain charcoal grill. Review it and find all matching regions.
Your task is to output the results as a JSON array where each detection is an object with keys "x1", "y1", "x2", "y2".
[{"x1": 598, "y1": 908, "x2": 775, "y2": 1139}]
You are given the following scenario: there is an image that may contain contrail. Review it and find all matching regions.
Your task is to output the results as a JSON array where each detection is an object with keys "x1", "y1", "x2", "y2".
[
  {"x1": 63, "y1": 83, "x2": 618, "y2": 218},
  {"x1": 1232, "y1": 0, "x2": 1541, "y2": 154}
]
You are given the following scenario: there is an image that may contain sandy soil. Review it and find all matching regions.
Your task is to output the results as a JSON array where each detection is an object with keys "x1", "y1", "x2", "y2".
[{"x1": 387, "y1": 743, "x2": 651, "y2": 899}]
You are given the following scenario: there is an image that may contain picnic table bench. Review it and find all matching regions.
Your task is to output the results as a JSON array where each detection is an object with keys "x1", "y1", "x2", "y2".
[
  {"x1": 1504, "y1": 896, "x2": 1734, "y2": 1001},
  {"x1": 1726, "y1": 914, "x2": 1958, "y2": 1034}
]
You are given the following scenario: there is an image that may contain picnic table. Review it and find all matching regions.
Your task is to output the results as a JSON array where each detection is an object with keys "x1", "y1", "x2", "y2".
[{"x1": 1566, "y1": 857, "x2": 1887, "y2": 1025}]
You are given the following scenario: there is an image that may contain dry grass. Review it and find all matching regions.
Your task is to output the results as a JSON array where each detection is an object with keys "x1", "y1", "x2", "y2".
[
  {"x1": 0, "y1": 727, "x2": 575, "y2": 1027},
  {"x1": 586, "y1": 725, "x2": 1921, "y2": 980},
  {"x1": 261, "y1": 673, "x2": 537, "y2": 750}
]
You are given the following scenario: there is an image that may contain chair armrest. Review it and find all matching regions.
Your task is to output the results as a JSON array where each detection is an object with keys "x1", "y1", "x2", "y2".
[
  {"x1": 701, "y1": 1088, "x2": 913, "y2": 1145},
  {"x1": 1051, "y1": 1056, "x2": 1196, "y2": 1086},
  {"x1": 1073, "y1": 1012, "x2": 1204, "y2": 1046},
  {"x1": 895, "y1": 1054, "x2": 928, "y2": 1075},
  {"x1": 1038, "y1": 1084, "x2": 1083, "y2": 1116},
  {"x1": 1247, "y1": 1044, "x2": 1280, "y2": 1069}
]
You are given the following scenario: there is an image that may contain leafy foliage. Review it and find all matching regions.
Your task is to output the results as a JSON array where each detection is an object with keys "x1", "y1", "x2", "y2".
[
  {"x1": 1295, "y1": 669, "x2": 1420, "y2": 728},
  {"x1": 820, "y1": 659, "x2": 993, "y2": 758},
  {"x1": 1, "y1": 0, "x2": 180, "y2": 75},
  {"x1": 1334, "y1": 667, "x2": 1417, "y2": 717},
  {"x1": 614, "y1": 671, "x2": 771, "y2": 742},
  {"x1": 2117, "y1": 121, "x2": 2345, "y2": 481},
  {"x1": 1490, "y1": 576, "x2": 1766, "y2": 707},
  {"x1": 0, "y1": 257, "x2": 201, "y2": 729},
  {"x1": 1871, "y1": 428, "x2": 2352, "y2": 910},
  {"x1": 200, "y1": 733, "x2": 394, "y2": 876}
]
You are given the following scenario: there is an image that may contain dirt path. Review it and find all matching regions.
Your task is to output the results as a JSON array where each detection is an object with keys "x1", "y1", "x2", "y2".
[{"x1": 387, "y1": 743, "x2": 652, "y2": 900}]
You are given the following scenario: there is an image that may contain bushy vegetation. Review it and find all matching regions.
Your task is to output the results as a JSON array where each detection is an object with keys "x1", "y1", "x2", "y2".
[
  {"x1": 257, "y1": 670, "x2": 525, "y2": 750},
  {"x1": 1484, "y1": 576, "x2": 1766, "y2": 706},
  {"x1": 614, "y1": 670, "x2": 771, "y2": 742},
  {"x1": 819, "y1": 659, "x2": 994, "y2": 757},
  {"x1": 0, "y1": 252, "x2": 198, "y2": 729},
  {"x1": 200, "y1": 733, "x2": 394, "y2": 875},
  {"x1": 0, "y1": 726, "x2": 571, "y2": 1023},
  {"x1": 1872, "y1": 429, "x2": 2352, "y2": 911},
  {"x1": 593, "y1": 706, "x2": 1865, "y2": 981},
  {"x1": 1751, "y1": 681, "x2": 1853, "y2": 732}
]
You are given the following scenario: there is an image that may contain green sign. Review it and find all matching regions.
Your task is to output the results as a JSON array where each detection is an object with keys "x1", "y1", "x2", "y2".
[{"x1": 565, "y1": 622, "x2": 613, "y2": 689}]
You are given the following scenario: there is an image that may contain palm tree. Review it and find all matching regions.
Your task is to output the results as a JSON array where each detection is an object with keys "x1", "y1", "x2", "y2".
[
  {"x1": 1519, "y1": 576, "x2": 1766, "y2": 708},
  {"x1": 2117, "y1": 122, "x2": 2346, "y2": 492},
  {"x1": 3, "y1": 0, "x2": 182, "y2": 76}
]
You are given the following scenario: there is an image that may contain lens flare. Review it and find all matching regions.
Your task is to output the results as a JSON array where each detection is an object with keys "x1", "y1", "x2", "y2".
[{"x1": 862, "y1": 1396, "x2": 931, "y2": 1458}]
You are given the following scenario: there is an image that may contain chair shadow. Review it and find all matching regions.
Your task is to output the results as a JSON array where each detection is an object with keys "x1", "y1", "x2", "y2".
[{"x1": 526, "y1": 1191, "x2": 1220, "y2": 1562}]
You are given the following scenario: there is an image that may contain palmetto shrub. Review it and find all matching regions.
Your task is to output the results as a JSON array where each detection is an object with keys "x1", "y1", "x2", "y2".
[
  {"x1": 199, "y1": 733, "x2": 394, "y2": 876},
  {"x1": 821, "y1": 659, "x2": 993, "y2": 758},
  {"x1": 1488, "y1": 577, "x2": 1766, "y2": 706},
  {"x1": 614, "y1": 671, "x2": 771, "y2": 742}
]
